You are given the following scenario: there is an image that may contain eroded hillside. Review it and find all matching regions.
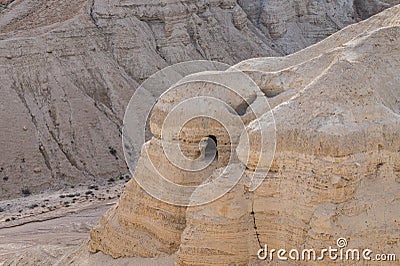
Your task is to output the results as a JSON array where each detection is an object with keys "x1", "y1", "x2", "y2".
[
  {"x1": 88, "y1": 4, "x2": 400, "y2": 265},
  {"x1": 0, "y1": 0, "x2": 398, "y2": 199}
]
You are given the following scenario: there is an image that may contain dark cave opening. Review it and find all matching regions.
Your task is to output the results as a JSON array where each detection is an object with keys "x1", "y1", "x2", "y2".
[{"x1": 205, "y1": 135, "x2": 218, "y2": 161}]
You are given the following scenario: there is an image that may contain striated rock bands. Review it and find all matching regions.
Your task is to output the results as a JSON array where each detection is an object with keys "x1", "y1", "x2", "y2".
[
  {"x1": 1, "y1": 0, "x2": 399, "y2": 199},
  {"x1": 90, "y1": 5, "x2": 400, "y2": 265}
]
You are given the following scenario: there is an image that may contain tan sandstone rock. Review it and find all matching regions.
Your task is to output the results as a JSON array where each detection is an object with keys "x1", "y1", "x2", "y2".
[
  {"x1": 1, "y1": 0, "x2": 399, "y2": 199},
  {"x1": 90, "y1": 5, "x2": 400, "y2": 265}
]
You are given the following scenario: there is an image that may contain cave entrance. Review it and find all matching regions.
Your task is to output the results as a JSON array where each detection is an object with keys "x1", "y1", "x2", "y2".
[{"x1": 205, "y1": 135, "x2": 218, "y2": 161}]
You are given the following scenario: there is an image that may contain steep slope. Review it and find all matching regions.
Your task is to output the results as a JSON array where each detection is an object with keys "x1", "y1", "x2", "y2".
[
  {"x1": 0, "y1": 2, "x2": 135, "y2": 198},
  {"x1": 237, "y1": 0, "x2": 394, "y2": 54},
  {"x1": 1, "y1": 0, "x2": 399, "y2": 199},
  {"x1": 89, "y1": 5, "x2": 400, "y2": 265}
]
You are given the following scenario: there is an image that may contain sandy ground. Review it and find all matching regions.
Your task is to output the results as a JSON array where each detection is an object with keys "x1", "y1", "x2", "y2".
[
  {"x1": 0, "y1": 180, "x2": 174, "y2": 265},
  {"x1": 0, "y1": 200, "x2": 111, "y2": 261}
]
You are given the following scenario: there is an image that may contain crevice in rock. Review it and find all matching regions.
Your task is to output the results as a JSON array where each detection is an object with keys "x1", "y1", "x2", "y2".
[
  {"x1": 88, "y1": 0, "x2": 121, "y2": 68},
  {"x1": 187, "y1": 17, "x2": 208, "y2": 59},
  {"x1": 11, "y1": 81, "x2": 39, "y2": 132},
  {"x1": 38, "y1": 142, "x2": 53, "y2": 174},
  {"x1": 39, "y1": 82, "x2": 91, "y2": 177},
  {"x1": 0, "y1": 0, "x2": 15, "y2": 13},
  {"x1": 89, "y1": 0, "x2": 101, "y2": 30},
  {"x1": 45, "y1": 108, "x2": 91, "y2": 179},
  {"x1": 250, "y1": 193, "x2": 262, "y2": 249},
  {"x1": 325, "y1": 13, "x2": 341, "y2": 31},
  {"x1": 12, "y1": 80, "x2": 54, "y2": 178},
  {"x1": 93, "y1": 101, "x2": 122, "y2": 130},
  {"x1": 143, "y1": 20, "x2": 169, "y2": 64},
  {"x1": 11, "y1": 80, "x2": 55, "y2": 177}
]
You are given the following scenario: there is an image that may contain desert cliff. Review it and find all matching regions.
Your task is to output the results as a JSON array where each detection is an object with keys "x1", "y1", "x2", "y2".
[
  {"x1": 89, "y1": 4, "x2": 400, "y2": 265},
  {"x1": 1, "y1": 0, "x2": 398, "y2": 199}
]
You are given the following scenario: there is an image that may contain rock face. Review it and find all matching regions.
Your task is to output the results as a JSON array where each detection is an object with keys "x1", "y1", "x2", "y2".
[
  {"x1": 89, "y1": 69, "x2": 265, "y2": 257},
  {"x1": 1, "y1": 0, "x2": 399, "y2": 200},
  {"x1": 239, "y1": 0, "x2": 399, "y2": 54},
  {"x1": 89, "y1": 5, "x2": 400, "y2": 265},
  {"x1": 0, "y1": 0, "x2": 14, "y2": 12}
]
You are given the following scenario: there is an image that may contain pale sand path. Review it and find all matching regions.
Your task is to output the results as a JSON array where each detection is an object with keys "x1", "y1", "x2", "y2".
[{"x1": 0, "y1": 201, "x2": 174, "y2": 265}]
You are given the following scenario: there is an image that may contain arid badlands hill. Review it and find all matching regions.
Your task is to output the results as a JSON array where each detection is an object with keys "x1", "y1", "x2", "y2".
[
  {"x1": 87, "y1": 4, "x2": 400, "y2": 266},
  {"x1": 1, "y1": 0, "x2": 399, "y2": 199}
]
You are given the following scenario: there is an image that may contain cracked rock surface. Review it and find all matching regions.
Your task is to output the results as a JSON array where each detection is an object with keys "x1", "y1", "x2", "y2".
[{"x1": 89, "y1": 5, "x2": 400, "y2": 265}]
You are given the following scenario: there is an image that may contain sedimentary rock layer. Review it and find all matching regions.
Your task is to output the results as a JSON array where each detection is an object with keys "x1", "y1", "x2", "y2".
[
  {"x1": 1, "y1": 0, "x2": 398, "y2": 199},
  {"x1": 90, "y1": 5, "x2": 400, "y2": 265}
]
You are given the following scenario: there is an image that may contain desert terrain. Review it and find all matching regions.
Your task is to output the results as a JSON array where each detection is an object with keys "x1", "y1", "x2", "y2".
[{"x1": 1, "y1": 0, "x2": 400, "y2": 265}]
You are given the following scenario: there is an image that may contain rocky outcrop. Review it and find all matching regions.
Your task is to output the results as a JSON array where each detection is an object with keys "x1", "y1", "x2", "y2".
[
  {"x1": 89, "y1": 5, "x2": 400, "y2": 265},
  {"x1": 238, "y1": 0, "x2": 399, "y2": 54},
  {"x1": 89, "y1": 69, "x2": 267, "y2": 257},
  {"x1": 1, "y1": 0, "x2": 399, "y2": 200}
]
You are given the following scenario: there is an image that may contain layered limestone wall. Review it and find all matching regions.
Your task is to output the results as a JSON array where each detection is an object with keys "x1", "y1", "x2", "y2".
[
  {"x1": 90, "y1": 5, "x2": 400, "y2": 265},
  {"x1": 89, "y1": 70, "x2": 267, "y2": 257},
  {"x1": 177, "y1": 151, "x2": 400, "y2": 265},
  {"x1": 1, "y1": 0, "x2": 399, "y2": 199}
]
